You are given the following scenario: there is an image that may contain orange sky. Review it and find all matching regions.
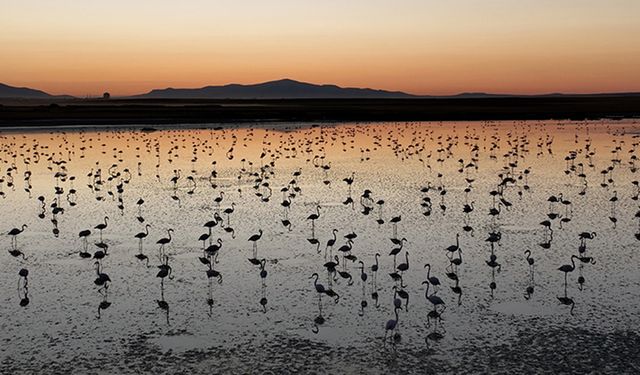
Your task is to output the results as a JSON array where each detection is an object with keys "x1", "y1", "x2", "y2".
[{"x1": 1, "y1": 1, "x2": 639, "y2": 96}]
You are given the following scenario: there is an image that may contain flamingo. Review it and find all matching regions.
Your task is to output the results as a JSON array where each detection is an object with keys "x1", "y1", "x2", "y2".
[
  {"x1": 371, "y1": 253, "x2": 380, "y2": 282},
  {"x1": 423, "y1": 263, "x2": 441, "y2": 291},
  {"x1": 558, "y1": 255, "x2": 579, "y2": 286},
  {"x1": 248, "y1": 229, "x2": 263, "y2": 258},
  {"x1": 307, "y1": 205, "x2": 321, "y2": 237},
  {"x1": 446, "y1": 233, "x2": 461, "y2": 256},
  {"x1": 384, "y1": 306, "x2": 401, "y2": 342},
  {"x1": 524, "y1": 250, "x2": 534, "y2": 268},
  {"x1": 94, "y1": 216, "x2": 109, "y2": 241},
  {"x1": 8, "y1": 224, "x2": 27, "y2": 249},
  {"x1": 325, "y1": 229, "x2": 338, "y2": 253},
  {"x1": 397, "y1": 251, "x2": 409, "y2": 274},
  {"x1": 135, "y1": 224, "x2": 151, "y2": 252},
  {"x1": 93, "y1": 261, "x2": 111, "y2": 291},
  {"x1": 157, "y1": 229, "x2": 174, "y2": 254},
  {"x1": 390, "y1": 215, "x2": 401, "y2": 238}
]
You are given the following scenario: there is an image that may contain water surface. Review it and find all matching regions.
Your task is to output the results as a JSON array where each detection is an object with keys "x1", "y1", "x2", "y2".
[{"x1": 1, "y1": 120, "x2": 639, "y2": 374}]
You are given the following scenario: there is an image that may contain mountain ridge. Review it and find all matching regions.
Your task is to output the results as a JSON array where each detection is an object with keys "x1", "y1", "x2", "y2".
[
  {"x1": 136, "y1": 78, "x2": 416, "y2": 99},
  {"x1": 0, "y1": 83, "x2": 54, "y2": 98}
]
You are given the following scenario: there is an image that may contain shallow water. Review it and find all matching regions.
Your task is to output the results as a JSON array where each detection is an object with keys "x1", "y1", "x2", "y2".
[{"x1": 1, "y1": 120, "x2": 639, "y2": 374}]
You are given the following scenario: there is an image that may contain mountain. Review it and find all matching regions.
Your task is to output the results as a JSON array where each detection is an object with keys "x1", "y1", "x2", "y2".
[
  {"x1": 0, "y1": 83, "x2": 55, "y2": 98},
  {"x1": 136, "y1": 78, "x2": 417, "y2": 99}
]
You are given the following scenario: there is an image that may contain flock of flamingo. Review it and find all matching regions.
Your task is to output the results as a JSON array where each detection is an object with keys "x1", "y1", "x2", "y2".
[{"x1": 1, "y1": 120, "x2": 638, "y2": 348}]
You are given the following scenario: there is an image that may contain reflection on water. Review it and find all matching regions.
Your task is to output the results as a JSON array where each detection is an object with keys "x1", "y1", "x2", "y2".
[{"x1": 1, "y1": 120, "x2": 640, "y2": 373}]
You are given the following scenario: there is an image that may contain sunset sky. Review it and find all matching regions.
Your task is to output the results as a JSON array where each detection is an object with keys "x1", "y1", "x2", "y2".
[{"x1": 1, "y1": 0, "x2": 639, "y2": 96}]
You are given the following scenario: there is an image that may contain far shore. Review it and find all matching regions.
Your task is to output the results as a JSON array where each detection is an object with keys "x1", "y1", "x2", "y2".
[{"x1": 1, "y1": 97, "x2": 639, "y2": 128}]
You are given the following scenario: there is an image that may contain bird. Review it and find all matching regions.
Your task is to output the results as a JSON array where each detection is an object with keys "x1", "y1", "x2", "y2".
[
  {"x1": 248, "y1": 229, "x2": 263, "y2": 243},
  {"x1": 337, "y1": 270, "x2": 354, "y2": 285},
  {"x1": 157, "y1": 229, "x2": 174, "y2": 252},
  {"x1": 93, "y1": 261, "x2": 111, "y2": 289},
  {"x1": 18, "y1": 268, "x2": 29, "y2": 288},
  {"x1": 198, "y1": 254, "x2": 212, "y2": 267},
  {"x1": 310, "y1": 272, "x2": 329, "y2": 304},
  {"x1": 524, "y1": 250, "x2": 534, "y2": 268},
  {"x1": 488, "y1": 203, "x2": 502, "y2": 217},
  {"x1": 358, "y1": 261, "x2": 368, "y2": 283},
  {"x1": 578, "y1": 232, "x2": 596, "y2": 242},
  {"x1": 79, "y1": 229, "x2": 91, "y2": 239},
  {"x1": 326, "y1": 229, "x2": 338, "y2": 252},
  {"x1": 446, "y1": 234, "x2": 461, "y2": 255},
  {"x1": 540, "y1": 220, "x2": 553, "y2": 233},
  {"x1": 324, "y1": 288, "x2": 340, "y2": 303},
  {"x1": 259, "y1": 259, "x2": 268, "y2": 279},
  {"x1": 307, "y1": 205, "x2": 321, "y2": 221},
  {"x1": 247, "y1": 229, "x2": 263, "y2": 258},
  {"x1": 307, "y1": 237, "x2": 321, "y2": 253},
  {"x1": 196, "y1": 232, "x2": 211, "y2": 248},
  {"x1": 393, "y1": 286, "x2": 410, "y2": 311},
  {"x1": 337, "y1": 240, "x2": 353, "y2": 254},
  {"x1": 389, "y1": 238, "x2": 407, "y2": 256},
  {"x1": 397, "y1": 251, "x2": 410, "y2": 273},
  {"x1": 390, "y1": 215, "x2": 402, "y2": 238},
  {"x1": 223, "y1": 202, "x2": 236, "y2": 221},
  {"x1": 281, "y1": 219, "x2": 293, "y2": 231},
  {"x1": 206, "y1": 268, "x2": 223, "y2": 283},
  {"x1": 425, "y1": 291, "x2": 445, "y2": 311},
  {"x1": 323, "y1": 255, "x2": 340, "y2": 274},
  {"x1": 135, "y1": 224, "x2": 151, "y2": 244},
  {"x1": 307, "y1": 205, "x2": 321, "y2": 236},
  {"x1": 343, "y1": 172, "x2": 355, "y2": 186},
  {"x1": 389, "y1": 238, "x2": 406, "y2": 268},
  {"x1": 157, "y1": 262, "x2": 173, "y2": 280},
  {"x1": 94, "y1": 216, "x2": 109, "y2": 241},
  {"x1": 423, "y1": 263, "x2": 441, "y2": 291},
  {"x1": 213, "y1": 191, "x2": 225, "y2": 208},
  {"x1": 206, "y1": 238, "x2": 223, "y2": 258},
  {"x1": 344, "y1": 232, "x2": 358, "y2": 240},
  {"x1": 558, "y1": 255, "x2": 579, "y2": 285},
  {"x1": 557, "y1": 295, "x2": 575, "y2": 315},
  {"x1": 134, "y1": 253, "x2": 150, "y2": 267},
  {"x1": 370, "y1": 253, "x2": 380, "y2": 281},
  {"x1": 281, "y1": 196, "x2": 292, "y2": 209},
  {"x1": 93, "y1": 242, "x2": 109, "y2": 260},
  {"x1": 8, "y1": 224, "x2": 27, "y2": 248},
  {"x1": 204, "y1": 219, "x2": 218, "y2": 232},
  {"x1": 384, "y1": 306, "x2": 401, "y2": 341}
]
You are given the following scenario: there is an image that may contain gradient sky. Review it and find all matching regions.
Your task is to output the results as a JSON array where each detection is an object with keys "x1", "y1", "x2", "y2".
[{"x1": 1, "y1": 0, "x2": 639, "y2": 96}]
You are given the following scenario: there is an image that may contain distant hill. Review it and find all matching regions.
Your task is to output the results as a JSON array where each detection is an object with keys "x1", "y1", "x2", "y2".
[
  {"x1": 0, "y1": 83, "x2": 55, "y2": 98},
  {"x1": 2, "y1": 79, "x2": 638, "y2": 100},
  {"x1": 135, "y1": 78, "x2": 417, "y2": 99}
]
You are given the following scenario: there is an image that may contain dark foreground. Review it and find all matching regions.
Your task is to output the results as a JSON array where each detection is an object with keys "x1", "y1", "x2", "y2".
[
  {"x1": 1, "y1": 96, "x2": 639, "y2": 126},
  {"x1": 2, "y1": 328, "x2": 638, "y2": 374}
]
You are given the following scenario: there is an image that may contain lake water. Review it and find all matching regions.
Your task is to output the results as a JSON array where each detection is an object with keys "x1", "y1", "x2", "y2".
[{"x1": 1, "y1": 120, "x2": 639, "y2": 374}]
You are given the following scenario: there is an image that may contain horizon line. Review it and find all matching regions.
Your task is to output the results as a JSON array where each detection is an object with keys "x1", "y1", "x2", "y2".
[{"x1": 2, "y1": 78, "x2": 640, "y2": 98}]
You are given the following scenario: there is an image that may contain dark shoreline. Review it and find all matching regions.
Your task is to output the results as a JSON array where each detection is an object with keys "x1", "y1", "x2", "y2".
[{"x1": 1, "y1": 97, "x2": 639, "y2": 127}]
